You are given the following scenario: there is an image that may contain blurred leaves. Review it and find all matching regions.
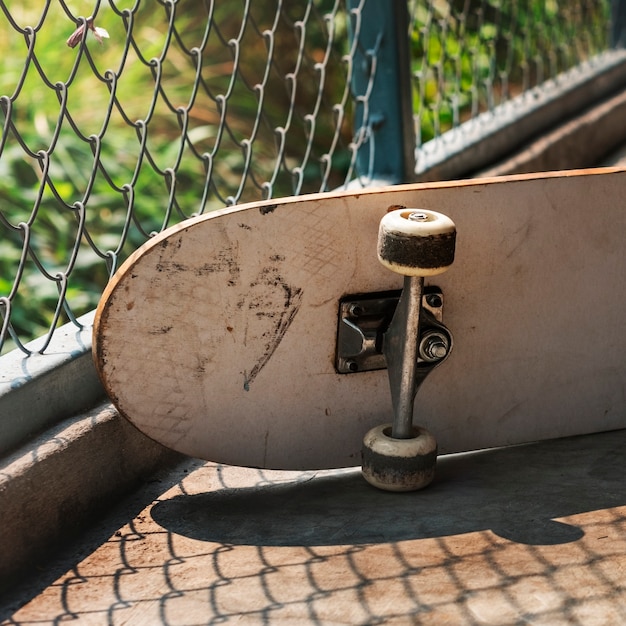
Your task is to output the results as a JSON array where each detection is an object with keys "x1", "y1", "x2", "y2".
[{"x1": 0, "y1": 0, "x2": 353, "y2": 352}]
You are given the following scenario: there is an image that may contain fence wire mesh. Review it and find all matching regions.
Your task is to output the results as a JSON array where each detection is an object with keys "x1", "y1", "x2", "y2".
[
  {"x1": 0, "y1": 0, "x2": 612, "y2": 356},
  {"x1": 409, "y1": 0, "x2": 611, "y2": 145}
]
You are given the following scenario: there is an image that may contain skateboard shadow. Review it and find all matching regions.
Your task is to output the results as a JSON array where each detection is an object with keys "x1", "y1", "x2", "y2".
[{"x1": 151, "y1": 429, "x2": 626, "y2": 547}]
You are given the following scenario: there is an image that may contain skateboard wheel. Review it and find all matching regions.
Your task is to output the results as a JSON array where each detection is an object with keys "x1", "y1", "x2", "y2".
[
  {"x1": 378, "y1": 209, "x2": 456, "y2": 276},
  {"x1": 361, "y1": 424, "x2": 437, "y2": 492}
]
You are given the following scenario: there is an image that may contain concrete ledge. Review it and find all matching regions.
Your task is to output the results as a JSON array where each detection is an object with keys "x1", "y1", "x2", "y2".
[
  {"x1": 0, "y1": 312, "x2": 105, "y2": 457},
  {"x1": 477, "y1": 88, "x2": 626, "y2": 176},
  {"x1": 0, "y1": 402, "x2": 179, "y2": 593}
]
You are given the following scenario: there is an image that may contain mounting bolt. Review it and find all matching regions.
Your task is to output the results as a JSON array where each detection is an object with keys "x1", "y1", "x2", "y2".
[
  {"x1": 346, "y1": 359, "x2": 359, "y2": 372},
  {"x1": 348, "y1": 304, "x2": 363, "y2": 317},
  {"x1": 425, "y1": 292, "x2": 443, "y2": 308},
  {"x1": 420, "y1": 332, "x2": 450, "y2": 361}
]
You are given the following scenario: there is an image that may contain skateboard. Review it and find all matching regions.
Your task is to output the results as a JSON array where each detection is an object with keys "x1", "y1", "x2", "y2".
[{"x1": 94, "y1": 168, "x2": 626, "y2": 489}]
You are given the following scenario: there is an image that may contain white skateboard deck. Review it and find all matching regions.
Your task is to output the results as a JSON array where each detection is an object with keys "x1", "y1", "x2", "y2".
[{"x1": 94, "y1": 168, "x2": 626, "y2": 469}]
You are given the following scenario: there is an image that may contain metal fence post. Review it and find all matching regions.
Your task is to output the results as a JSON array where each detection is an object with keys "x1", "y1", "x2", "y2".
[
  {"x1": 612, "y1": 0, "x2": 626, "y2": 47},
  {"x1": 349, "y1": 0, "x2": 415, "y2": 184}
]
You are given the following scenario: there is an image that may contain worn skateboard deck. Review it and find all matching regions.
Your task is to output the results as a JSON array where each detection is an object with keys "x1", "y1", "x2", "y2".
[{"x1": 94, "y1": 168, "x2": 626, "y2": 469}]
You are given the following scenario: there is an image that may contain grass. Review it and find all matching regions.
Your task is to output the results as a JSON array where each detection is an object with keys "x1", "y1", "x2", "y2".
[
  {"x1": 0, "y1": 0, "x2": 353, "y2": 353},
  {"x1": 409, "y1": 0, "x2": 611, "y2": 142}
]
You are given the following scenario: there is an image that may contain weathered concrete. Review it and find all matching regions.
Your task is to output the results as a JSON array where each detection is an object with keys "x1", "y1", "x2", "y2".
[
  {"x1": 0, "y1": 402, "x2": 178, "y2": 593},
  {"x1": 3, "y1": 429, "x2": 626, "y2": 624},
  {"x1": 478, "y1": 88, "x2": 626, "y2": 177},
  {"x1": 0, "y1": 312, "x2": 105, "y2": 457}
]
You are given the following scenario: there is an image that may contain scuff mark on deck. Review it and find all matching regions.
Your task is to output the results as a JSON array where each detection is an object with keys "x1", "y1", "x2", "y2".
[
  {"x1": 241, "y1": 261, "x2": 303, "y2": 390},
  {"x1": 263, "y1": 430, "x2": 269, "y2": 467},
  {"x1": 245, "y1": 289, "x2": 302, "y2": 388},
  {"x1": 259, "y1": 204, "x2": 278, "y2": 215}
]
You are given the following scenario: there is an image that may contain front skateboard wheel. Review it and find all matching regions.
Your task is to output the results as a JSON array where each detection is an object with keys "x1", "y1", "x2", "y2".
[
  {"x1": 361, "y1": 424, "x2": 437, "y2": 492},
  {"x1": 378, "y1": 209, "x2": 456, "y2": 276}
]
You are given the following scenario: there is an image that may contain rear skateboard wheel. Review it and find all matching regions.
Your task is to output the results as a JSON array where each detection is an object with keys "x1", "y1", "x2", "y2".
[
  {"x1": 378, "y1": 209, "x2": 456, "y2": 276},
  {"x1": 361, "y1": 424, "x2": 437, "y2": 492}
]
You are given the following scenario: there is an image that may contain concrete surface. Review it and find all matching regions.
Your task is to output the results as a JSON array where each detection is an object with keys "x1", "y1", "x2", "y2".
[
  {"x1": 0, "y1": 312, "x2": 105, "y2": 457},
  {"x1": 2, "y1": 428, "x2": 625, "y2": 625},
  {"x1": 478, "y1": 88, "x2": 626, "y2": 178},
  {"x1": 0, "y1": 403, "x2": 178, "y2": 592}
]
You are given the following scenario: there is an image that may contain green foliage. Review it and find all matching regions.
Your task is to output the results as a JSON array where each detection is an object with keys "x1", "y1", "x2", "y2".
[
  {"x1": 0, "y1": 0, "x2": 612, "y2": 352},
  {"x1": 410, "y1": 0, "x2": 610, "y2": 143},
  {"x1": 0, "y1": 1, "x2": 352, "y2": 352}
]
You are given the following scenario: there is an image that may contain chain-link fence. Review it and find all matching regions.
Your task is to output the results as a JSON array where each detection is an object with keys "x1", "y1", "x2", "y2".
[
  {"x1": 0, "y1": 0, "x2": 614, "y2": 357},
  {"x1": 411, "y1": 1, "x2": 611, "y2": 141}
]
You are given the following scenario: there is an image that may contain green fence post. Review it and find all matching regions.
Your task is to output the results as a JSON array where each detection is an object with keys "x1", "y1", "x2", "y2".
[{"x1": 349, "y1": 0, "x2": 415, "y2": 184}]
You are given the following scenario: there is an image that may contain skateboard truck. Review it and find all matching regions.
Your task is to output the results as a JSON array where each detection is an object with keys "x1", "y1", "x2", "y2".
[
  {"x1": 336, "y1": 286, "x2": 449, "y2": 375},
  {"x1": 360, "y1": 208, "x2": 456, "y2": 492}
]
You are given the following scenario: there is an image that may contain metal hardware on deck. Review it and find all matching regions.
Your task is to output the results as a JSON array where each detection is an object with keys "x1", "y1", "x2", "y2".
[
  {"x1": 384, "y1": 280, "x2": 452, "y2": 439},
  {"x1": 337, "y1": 291, "x2": 400, "y2": 374},
  {"x1": 336, "y1": 286, "x2": 451, "y2": 377}
]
